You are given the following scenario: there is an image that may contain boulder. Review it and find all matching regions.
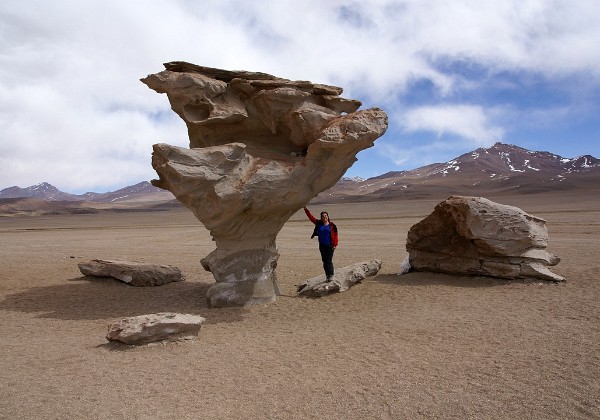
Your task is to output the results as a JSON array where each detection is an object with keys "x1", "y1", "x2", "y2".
[
  {"x1": 106, "y1": 313, "x2": 205, "y2": 345},
  {"x1": 141, "y1": 62, "x2": 388, "y2": 307},
  {"x1": 405, "y1": 196, "x2": 565, "y2": 282},
  {"x1": 297, "y1": 259, "x2": 382, "y2": 297},
  {"x1": 78, "y1": 259, "x2": 185, "y2": 286}
]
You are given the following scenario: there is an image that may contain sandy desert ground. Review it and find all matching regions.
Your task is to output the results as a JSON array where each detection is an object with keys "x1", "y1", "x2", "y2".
[{"x1": 1, "y1": 193, "x2": 599, "y2": 419}]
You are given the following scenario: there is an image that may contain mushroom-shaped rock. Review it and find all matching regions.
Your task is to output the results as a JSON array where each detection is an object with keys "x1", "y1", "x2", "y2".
[
  {"x1": 405, "y1": 196, "x2": 564, "y2": 282},
  {"x1": 297, "y1": 259, "x2": 382, "y2": 297},
  {"x1": 141, "y1": 62, "x2": 388, "y2": 307}
]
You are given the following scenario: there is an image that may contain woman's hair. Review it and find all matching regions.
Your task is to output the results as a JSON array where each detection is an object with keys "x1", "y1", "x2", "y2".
[{"x1": 320, "y1": 211, "x2": 329, "y2": 219}]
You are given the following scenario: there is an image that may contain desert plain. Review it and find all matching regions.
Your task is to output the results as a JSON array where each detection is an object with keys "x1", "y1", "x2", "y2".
[{"x1": 1, "y1": 192, "x2": 599, "y2": 419}]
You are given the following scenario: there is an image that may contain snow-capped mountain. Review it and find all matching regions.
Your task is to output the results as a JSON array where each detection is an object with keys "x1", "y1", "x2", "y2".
[
  {"x1": 0, "y1": 181, "x2": 168, "y2": 202},
  {"x1": 314, "y1": 142, "x2": 600, "y2": 202},
  {"x1": 374, "y1": 142, "x2": 598, "y2": 179},
  {"x1": 0, "y1": 182, "x2": 79, "y2": 201},
  {"x1": 429, "y1": 142, "x2": 599, "y2": 177}
]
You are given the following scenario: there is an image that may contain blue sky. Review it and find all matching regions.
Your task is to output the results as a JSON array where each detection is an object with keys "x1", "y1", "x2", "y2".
[{"x1": 1, "y1": 0, "x2": 599, "y2": 192}]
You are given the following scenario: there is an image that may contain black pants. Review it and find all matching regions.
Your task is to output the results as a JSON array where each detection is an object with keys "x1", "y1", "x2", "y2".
[{"x1": 319, "y1": 244, "x2": 335, "y2": 278}]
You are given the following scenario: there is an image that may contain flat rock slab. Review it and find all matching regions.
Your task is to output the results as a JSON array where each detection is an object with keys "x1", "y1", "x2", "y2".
[
  {"x1": 106, "y1": 312, "x2": 205, "y2": 345},
  {"x1": 297, "y1": 259, "x2": 382, "y2": 297},
  {"x1": 78, "y1": 259, "x2": 185, "y2": 286}
]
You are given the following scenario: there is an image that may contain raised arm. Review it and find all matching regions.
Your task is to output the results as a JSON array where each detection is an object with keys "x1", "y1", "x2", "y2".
[{"x1": 303, "y1": 206, "x2": 317, "y2": 224}]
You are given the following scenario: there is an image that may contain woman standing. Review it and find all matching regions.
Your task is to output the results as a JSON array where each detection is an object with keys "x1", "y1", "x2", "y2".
[{"x1": 303, "y1": 206, "x2": 338, "y2": 281}]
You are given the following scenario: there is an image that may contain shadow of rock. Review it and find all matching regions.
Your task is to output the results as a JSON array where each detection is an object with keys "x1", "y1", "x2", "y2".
[
  {"x1": 95, "y1": 337, "x2": 200, "y2": 352},
  {"x1": 0, "y1": 276, "x2": 247, "y2": 324},
  {"x1": 374, "y1": 272, "x2": 515, "y2": 288}
]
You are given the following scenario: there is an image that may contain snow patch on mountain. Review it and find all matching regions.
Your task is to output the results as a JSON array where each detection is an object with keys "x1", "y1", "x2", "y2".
[
  {"x1": 524, "y1": 160, "x2": 540, "y2": 171},
  {"x1": 342, "y1": 176, "x2": 365, "y2": 182},
  {"x1": 500, "y1": 152, "x2": 525, "y2": 172}
]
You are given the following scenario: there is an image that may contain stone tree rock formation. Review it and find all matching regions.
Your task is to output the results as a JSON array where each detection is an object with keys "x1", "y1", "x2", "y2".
[
  {"x1": 141, "y1": 62, "x2": 388, "y2": 307},
  {"x1": 406, "y1": 196, "x2": 565, "y2": 282}
]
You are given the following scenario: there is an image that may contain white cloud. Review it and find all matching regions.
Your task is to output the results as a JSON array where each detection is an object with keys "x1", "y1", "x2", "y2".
[
  {"x1": 375, "y1": 141, "x2": 413, "y2": 167},
  {"x1": 399, "y1": 105, "x2": 504, "y2": 145},
  {"x1": 375, "y1": 138, "x2": 473, "y2": 168},
  {"x1": 0, "y1": 0, "x2": 599, "y2": 191}
]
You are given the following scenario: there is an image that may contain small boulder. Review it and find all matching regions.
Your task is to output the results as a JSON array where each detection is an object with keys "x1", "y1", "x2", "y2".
[
  {"x1": 78, "y1": 259, "x2": 184, "y2": 286},
  {"x1": 106, "y1": 313, "x2": 205, "y2": 345},
  {"x1": 405, "y1": 196, "x2": 564, "y2": 282},
  {"x1": 297, "y1": 259, "x2": 382, "y2": 297}
]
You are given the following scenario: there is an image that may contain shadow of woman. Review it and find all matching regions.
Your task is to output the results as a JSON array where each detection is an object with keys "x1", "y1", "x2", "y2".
[{"x1": 0, "y1": 276, "x2": 247, "y2": 324}]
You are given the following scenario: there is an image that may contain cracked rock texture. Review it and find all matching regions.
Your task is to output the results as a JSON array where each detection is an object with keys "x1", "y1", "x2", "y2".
[
  {"x1": 406, "y1": 196, "x2": 564, "y2": 282},
  {"x1": 141, "y1": 62, "x2": 388, "y2": 307},
  {"x1": 78, "y1": 259, "x2": 184, "y2": 286},
  {"x1": 106, "y1": 313, "x2": 205, "y2": 345},
  {"x1": 297, "y1": 259, "x2": 382, "y2": 297}
]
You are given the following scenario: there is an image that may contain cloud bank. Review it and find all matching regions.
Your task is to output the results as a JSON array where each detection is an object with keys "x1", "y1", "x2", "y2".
[{"x1": 1, "y1": 0, "x2": 599, "y2": 191}]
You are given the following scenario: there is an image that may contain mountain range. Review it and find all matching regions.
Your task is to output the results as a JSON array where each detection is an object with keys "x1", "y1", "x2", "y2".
[
  {"x1": 1, "y1": 142, "x2": 599, "y2": 215},
  {"x1": 0, "y1": 181, "x2": 175, "y2": 216},
  {"x1": 312, "y1": 142, "x2": 600, "y2": 203},
  {"x1": 0, "y1": 180, "x2": 167, "y2": 202}
]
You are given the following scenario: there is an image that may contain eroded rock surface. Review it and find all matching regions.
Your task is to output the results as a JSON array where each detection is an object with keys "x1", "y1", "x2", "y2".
[
  {"x1": 297, "y1": 259, "x2": 382, "y2": 297},
  {"x1": 106, "y1": 313, "x2": 205, "y2": 345},
  {"x1": 406, "y1": 196, "x2": 565, "y2": 282},
  {"x1": 141, "y1": 62, "x2": 388, "y2": 307},
  {"x1": 78, "y1": 259, "x2": 185, "y2": 286}
]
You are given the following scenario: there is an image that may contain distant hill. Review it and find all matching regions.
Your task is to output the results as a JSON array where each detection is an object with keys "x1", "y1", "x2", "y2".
[
  {"x1": 0, "y1": 181, "x2": 175, "y2": 216},
  {"x1": 0, "y1": 182, "x2": 78, "y2": 201},
  {"x1": 1, "y1": 142, "x2": 599, "y2": 215}
]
